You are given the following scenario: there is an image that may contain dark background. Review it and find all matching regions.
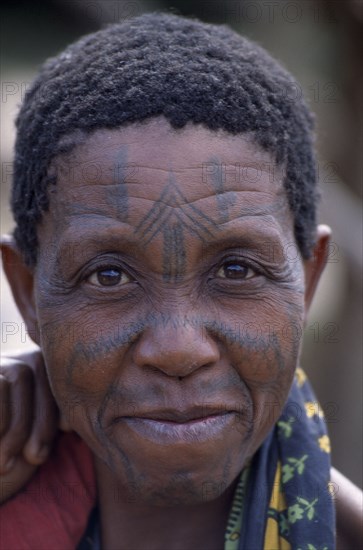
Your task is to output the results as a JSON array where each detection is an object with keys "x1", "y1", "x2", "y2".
[{"x1": 1, "y1": 0, "x2": 362, "y2": 487}]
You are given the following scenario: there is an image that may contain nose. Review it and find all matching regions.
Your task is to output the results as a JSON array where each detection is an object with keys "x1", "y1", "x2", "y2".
[{"x1": 132, "y1": 317, "x2": 220, "y2": 378}]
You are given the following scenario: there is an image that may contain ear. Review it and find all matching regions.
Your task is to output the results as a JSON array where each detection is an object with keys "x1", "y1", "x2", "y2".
[
  {"x1": 303, "y1": 224, "x2": 332, "y2": 323},
  {"x1": 1, "y1": 235, "x2": 40, "y2": 345}
]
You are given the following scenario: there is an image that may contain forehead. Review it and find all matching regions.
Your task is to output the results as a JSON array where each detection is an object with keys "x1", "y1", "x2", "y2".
[
  {"x1": 36, "y1": 118, "x2": 299, "y2": 280},
  {"x1": 43, "y1": 118, "x2": 294, "y2": 259},
  {"x1": 51, "y1": 117, "x2": 286, "y2": 206}
]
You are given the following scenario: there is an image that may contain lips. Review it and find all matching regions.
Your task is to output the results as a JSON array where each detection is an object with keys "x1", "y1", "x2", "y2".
[
  {"x1": 113, "y1": 405, "x2": 237, "y2": 424},
  {"x1": 107, "y1": 401, "x2": 246, "y2": 445},
  {"x1": 119, "y1": 412, "x2": 237, "y2": 445}
]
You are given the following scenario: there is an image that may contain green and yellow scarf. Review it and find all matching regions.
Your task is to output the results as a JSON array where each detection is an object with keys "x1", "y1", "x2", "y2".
[{"x1": 225, "y1": 368, "x2": 335, "y2": 550}]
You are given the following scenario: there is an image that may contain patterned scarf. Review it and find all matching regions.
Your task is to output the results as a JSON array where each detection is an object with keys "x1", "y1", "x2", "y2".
[{"x1": 225, "y1": 367, "x2": 336, "y2": 549}]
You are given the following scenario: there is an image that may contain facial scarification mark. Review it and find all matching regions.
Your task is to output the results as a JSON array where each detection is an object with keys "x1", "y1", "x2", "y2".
[
  {"x1": 134, "y1": 171, "x2": 221, "y2": 281},
  {"x1": 163, "y1": 222, "x2": 186, "y2": 282},
  {"x1": 134, "y1": 171, "x2": 220, "y2": 243},
  {"x1": 208, "y1": 156, "x2": 232, "y2": 224},
  {"x1": 106, "y1": 146, "x2": 129, "y2": 221}
]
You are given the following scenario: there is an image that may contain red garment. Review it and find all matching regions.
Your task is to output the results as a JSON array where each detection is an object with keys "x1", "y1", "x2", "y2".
[{"x1": 0, "y1": 432, "x2": 96, "y2": 550}]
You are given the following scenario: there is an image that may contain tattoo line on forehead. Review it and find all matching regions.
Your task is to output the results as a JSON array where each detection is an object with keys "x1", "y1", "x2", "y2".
[
  {"x1": 105, "y1": 145, "x2": 129, "y2": 221},
  {"x1": 163, "y1": 222, "x2": 186, "y2": 282},
  {"x1": 50, "y1": 147, "x2": 130, "y2": 227},
  {"x1": 134, "y1": 170, "x2": 221, "y2": 282},
  {"x1": 208, "y1": 156, "x2": 233, "y2": 224},
  {"x1": 134, "y1": 171, "x2": 221, "y2": 243}
]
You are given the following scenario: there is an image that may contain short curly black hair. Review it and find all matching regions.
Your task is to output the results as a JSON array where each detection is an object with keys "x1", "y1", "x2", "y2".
[{"x1": 12, "y1": 12, "x2": 318, "y2": 266}]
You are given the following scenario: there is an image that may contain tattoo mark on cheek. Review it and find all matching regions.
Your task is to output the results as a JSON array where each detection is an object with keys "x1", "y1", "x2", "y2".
[
  {"x1": 64, "y1": 322, "x2": 145, "y2": 387},
  {"x1": 94, "y1": 415, "x2": 137, "y2": 485},
  {"x1": 204, "y1": 319, "x2": 289, "y2": 385}
]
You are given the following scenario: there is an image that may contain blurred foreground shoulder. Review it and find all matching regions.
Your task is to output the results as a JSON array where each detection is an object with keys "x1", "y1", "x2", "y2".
[{"x1": 332, "y1": 467, "x2": 363, "y2": 549}]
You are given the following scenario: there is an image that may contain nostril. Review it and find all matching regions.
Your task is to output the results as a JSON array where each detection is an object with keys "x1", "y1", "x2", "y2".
[{"x1": 134, "y1": 328, "x2": 220, "y2": 378}]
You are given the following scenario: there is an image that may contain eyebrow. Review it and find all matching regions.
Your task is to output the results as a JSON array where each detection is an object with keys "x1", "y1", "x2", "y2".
[
  {"x1": 55, "y1": 212, "x2": 286, "y2": 264},
  {"x1": 54, "y1": 220, "x2": 141, "y2": 267},
  {"x1": 200, "y1": 224, "x2": 286, "y2": 260}
]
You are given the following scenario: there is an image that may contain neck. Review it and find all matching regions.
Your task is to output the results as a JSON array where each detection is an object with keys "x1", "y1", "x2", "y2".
[{"x1": 95, "y1": 458, "x2": 239, "y2": 550}]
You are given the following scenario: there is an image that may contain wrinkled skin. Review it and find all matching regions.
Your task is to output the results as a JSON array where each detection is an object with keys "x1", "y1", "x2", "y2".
[{"x1": 4, "y1": 118, "x2": 331, "y2": 548}]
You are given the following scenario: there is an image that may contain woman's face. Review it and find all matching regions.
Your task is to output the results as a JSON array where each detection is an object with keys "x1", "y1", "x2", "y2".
[{"x1": 34, "y1": 117, "x2": 306, "y2": 506}]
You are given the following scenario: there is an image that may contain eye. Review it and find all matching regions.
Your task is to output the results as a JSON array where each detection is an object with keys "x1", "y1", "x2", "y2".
[
  {"x1": 216, "y1": 261, "x2": 257, "y2": 280},
  {"x1": 87, "y1": 267, "x2": 132, "y2": 287}
]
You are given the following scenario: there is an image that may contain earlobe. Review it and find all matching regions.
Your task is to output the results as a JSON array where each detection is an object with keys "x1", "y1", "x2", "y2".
[
  {"x1": 303, "y1": 224, "x2": 332, "y2": 322},
  {"x1": 1, "y1": 235, "x2": 40, "y2": 345}
]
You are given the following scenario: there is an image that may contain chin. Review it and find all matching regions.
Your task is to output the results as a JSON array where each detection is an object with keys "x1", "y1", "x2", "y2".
[
  {"x1": 102, "y1": 443, "x2": 246, "y2": 509},
  {"x1": 120, "y1": 472, "x2": 234, "y2": 508}
]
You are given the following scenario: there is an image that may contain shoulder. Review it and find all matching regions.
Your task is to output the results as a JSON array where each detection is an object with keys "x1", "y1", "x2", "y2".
[
  {"x1": 0, "y1": 432, "x2": 96, "y2": 549},
  {"x1": 332, "y1": 467, "x2": 363, "y2": 549}
]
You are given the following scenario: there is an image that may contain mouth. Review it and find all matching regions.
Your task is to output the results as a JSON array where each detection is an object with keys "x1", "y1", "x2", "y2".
[
  {"x1": 123, "y1": 406, "x2": 236, "y2": 423},
  {"x1": 112, "y1": 407, "x2": 239, "y2": 445}
]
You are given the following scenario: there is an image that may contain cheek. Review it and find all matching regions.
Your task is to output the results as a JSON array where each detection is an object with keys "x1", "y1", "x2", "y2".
[
  {"x1": 37, "y1": 307, "x2": 131, "y2": 434},
  {"x1": 228, "y1": 298, "x2": 304, "y2": 382},
  {"x1": 223, "y1": 292, "x2": 304, "y2": 445}
]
